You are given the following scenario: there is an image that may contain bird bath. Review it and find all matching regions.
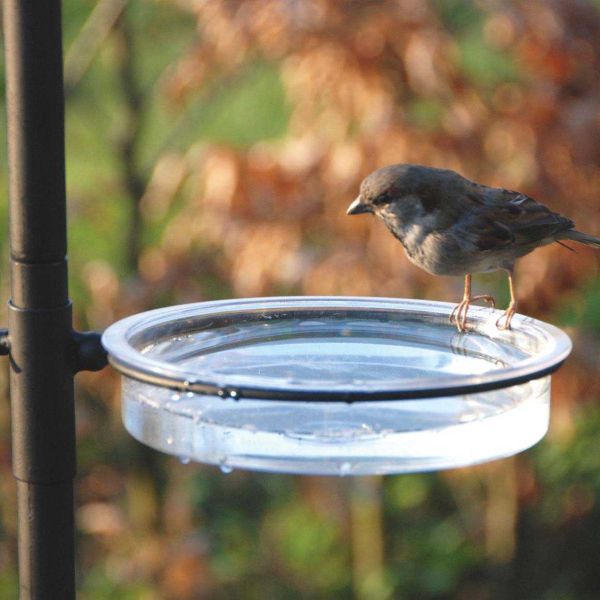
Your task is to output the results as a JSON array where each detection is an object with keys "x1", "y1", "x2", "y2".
[{"x1": 101, "y1": 297, "x2": 571, "y2": 476}]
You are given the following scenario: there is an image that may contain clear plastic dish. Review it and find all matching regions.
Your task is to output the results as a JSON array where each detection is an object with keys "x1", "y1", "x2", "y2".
[{"x1": 101, "y1": 297, "x2": 572, "y2": 475}]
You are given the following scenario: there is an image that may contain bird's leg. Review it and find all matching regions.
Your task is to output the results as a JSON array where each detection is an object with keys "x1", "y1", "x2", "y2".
[
  {"x1": 450, "y1": 273, "x2": 496, "y2": 332},
  {"x1": 496, "y1": 270, "x2": 517, "y2": 330}
]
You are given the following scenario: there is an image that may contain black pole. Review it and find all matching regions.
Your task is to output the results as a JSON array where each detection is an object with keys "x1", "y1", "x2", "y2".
[{"x1": 2, "y1": 1, "x2": 106, "y2": 597}]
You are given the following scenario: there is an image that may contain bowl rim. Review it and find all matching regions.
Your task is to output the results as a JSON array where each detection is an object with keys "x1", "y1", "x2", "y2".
[{"x1": 101, "y1": 296, "x2": 572, "y2": 402}]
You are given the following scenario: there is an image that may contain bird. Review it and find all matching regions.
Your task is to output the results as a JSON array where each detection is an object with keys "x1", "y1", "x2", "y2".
[{"x1": 347, "y1": 163, "x2": 600, "y2": 331}]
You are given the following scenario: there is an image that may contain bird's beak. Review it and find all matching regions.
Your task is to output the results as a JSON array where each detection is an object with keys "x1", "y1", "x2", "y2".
[{"x1": 346, "y1": 196, "x2": 371, "y2": 215}]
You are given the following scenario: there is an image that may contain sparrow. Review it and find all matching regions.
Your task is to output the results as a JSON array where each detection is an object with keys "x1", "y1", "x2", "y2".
[{"x1": 347, "y1": 163, "x2": 600, "y2": 331}]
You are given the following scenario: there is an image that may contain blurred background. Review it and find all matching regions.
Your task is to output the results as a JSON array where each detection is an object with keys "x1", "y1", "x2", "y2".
[{"x1": 2, "y1": 0, "x2": 600, "y2": 597}]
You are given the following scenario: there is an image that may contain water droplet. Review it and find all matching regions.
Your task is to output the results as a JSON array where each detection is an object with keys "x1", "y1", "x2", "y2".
[
  {"x1": 219, "y1": 460, "x2": 233, "y2": 474},
  {"x1": 229, "y1": 390, "x2": 239, "y2": 400},
  {"x1": 179, "y1": 456, "x2": 191, "y2": 465},
  {"x1": 183, "y1": 377, "x2": 198, "y2": 389},
  {"x1": 186, "y1": 392, "x2": 195, "y2": 399},
  {"x1": 171, "y1": 393, "x2": 181, "y2": 402},
  {"x1": 166, "y1": 435, "x2": 174, "y2": 446},
  {"x1": 339, "y1": 462, "x2": 352, "y2": 476}
]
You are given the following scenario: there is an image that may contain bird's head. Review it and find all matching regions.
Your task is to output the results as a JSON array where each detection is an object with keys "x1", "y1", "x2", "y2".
[
  {"x1": 346, "y1": 164, "x2": 458, "y2": 243},
  {"x1": 347, "y1": 164, "x2": 429, "y2": 215}
]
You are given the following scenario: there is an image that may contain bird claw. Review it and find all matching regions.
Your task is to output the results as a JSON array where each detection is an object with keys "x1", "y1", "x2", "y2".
[
  {"x1": 449, "y1": 295, "x2": 496, "y2": 332},
  {"x1": 495, "y1": 304, "x2": 516, "y2": 330},
  {"x1": 471, "y1": 294, "x2": 496, "y2": 310},
  {"x1": 449, "y1": 300, "x2": 469, "y2": 332}
]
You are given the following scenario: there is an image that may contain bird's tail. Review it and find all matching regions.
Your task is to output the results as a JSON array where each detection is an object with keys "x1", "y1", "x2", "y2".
[{"x1": 561, "y1": 230, "x2": 600, "y2": 248}]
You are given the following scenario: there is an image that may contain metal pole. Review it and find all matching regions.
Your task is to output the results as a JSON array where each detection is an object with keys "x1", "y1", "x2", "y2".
[{"x1": 3, "y1": 1, "x2": 75, "y2": 597}]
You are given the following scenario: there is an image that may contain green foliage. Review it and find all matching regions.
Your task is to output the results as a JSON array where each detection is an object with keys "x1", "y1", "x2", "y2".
[
  {"x1": 79, "y1": 566, "x2": 158, "y2": 600},
  {"x1": 557, "y1": 278, "x2": 600, "y2": 332},
  {"x1": 434, "y1": 0, "x2": 521, "y2": 87},
  {"x1": 384, "y1": 474, "x2": 482, "y2": 597},
  {"x1": 536, "y1": 407, "x2": 600, "y2": 503},
  {"x1": 0, "y1": 571, "x2": 18, "y2": 600},
  {"x1": 406, "y1": 99, "x2": 445, "y2": 131},
  {"x1": 458, "y1": 30, "x2": 521, "y2": 88},
  {"x1": 433, "y1": 0, "x2": 483, "y2": 33},
  {"x1": 386, "y1": 474, "x2": 429, "y2": 510},
  {"x1": 156, "y1": 62, "x2": 290, "y2": 154}
]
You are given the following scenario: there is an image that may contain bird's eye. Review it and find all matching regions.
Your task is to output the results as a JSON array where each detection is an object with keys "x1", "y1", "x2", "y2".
[{"x1": 372, "y1": 193, "x2": 390, "y2": 205}]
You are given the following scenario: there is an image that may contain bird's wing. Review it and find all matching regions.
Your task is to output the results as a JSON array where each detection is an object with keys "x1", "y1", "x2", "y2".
[{"x1": 462, "y1": 183, "x2": 574, "y2": 250}]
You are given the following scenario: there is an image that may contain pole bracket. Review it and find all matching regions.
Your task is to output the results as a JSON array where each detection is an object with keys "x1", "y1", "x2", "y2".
[
  {"x1": 0, "y1": 329, "x2": 9, "y2": 355},
  {"x1": 0, "y1": 326, "x2": 108, "y2": 372},
  {"x1": 72, "y1": 330, "x2": 108, "y2": 373}
]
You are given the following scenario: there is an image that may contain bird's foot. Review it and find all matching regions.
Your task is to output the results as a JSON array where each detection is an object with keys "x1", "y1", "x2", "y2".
[
  {"x1": 495, "y1": 303, "x2": 516, "y2": 330},
  {"x1": 450, "y1": 295, "x2": 496, "y2": 332},
  {"x1": 449, "y1": 300, "x2": 469, "y2": 332}
]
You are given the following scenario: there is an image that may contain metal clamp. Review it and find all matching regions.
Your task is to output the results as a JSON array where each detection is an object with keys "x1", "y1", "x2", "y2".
[
  {"x1": 0, "y1": 325, "x2": 107, "y2": 372},
  {"x1": 0, "y1": 329, "x2": 9, "y2": 355},
  {"x1": 71, "y1": 330, "x2": 108, "y2": 373}
]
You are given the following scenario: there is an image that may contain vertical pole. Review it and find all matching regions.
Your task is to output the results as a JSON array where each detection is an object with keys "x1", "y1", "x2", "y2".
[{"x1": 3, "y1": 1, "x2": 76, "y2": 598}]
